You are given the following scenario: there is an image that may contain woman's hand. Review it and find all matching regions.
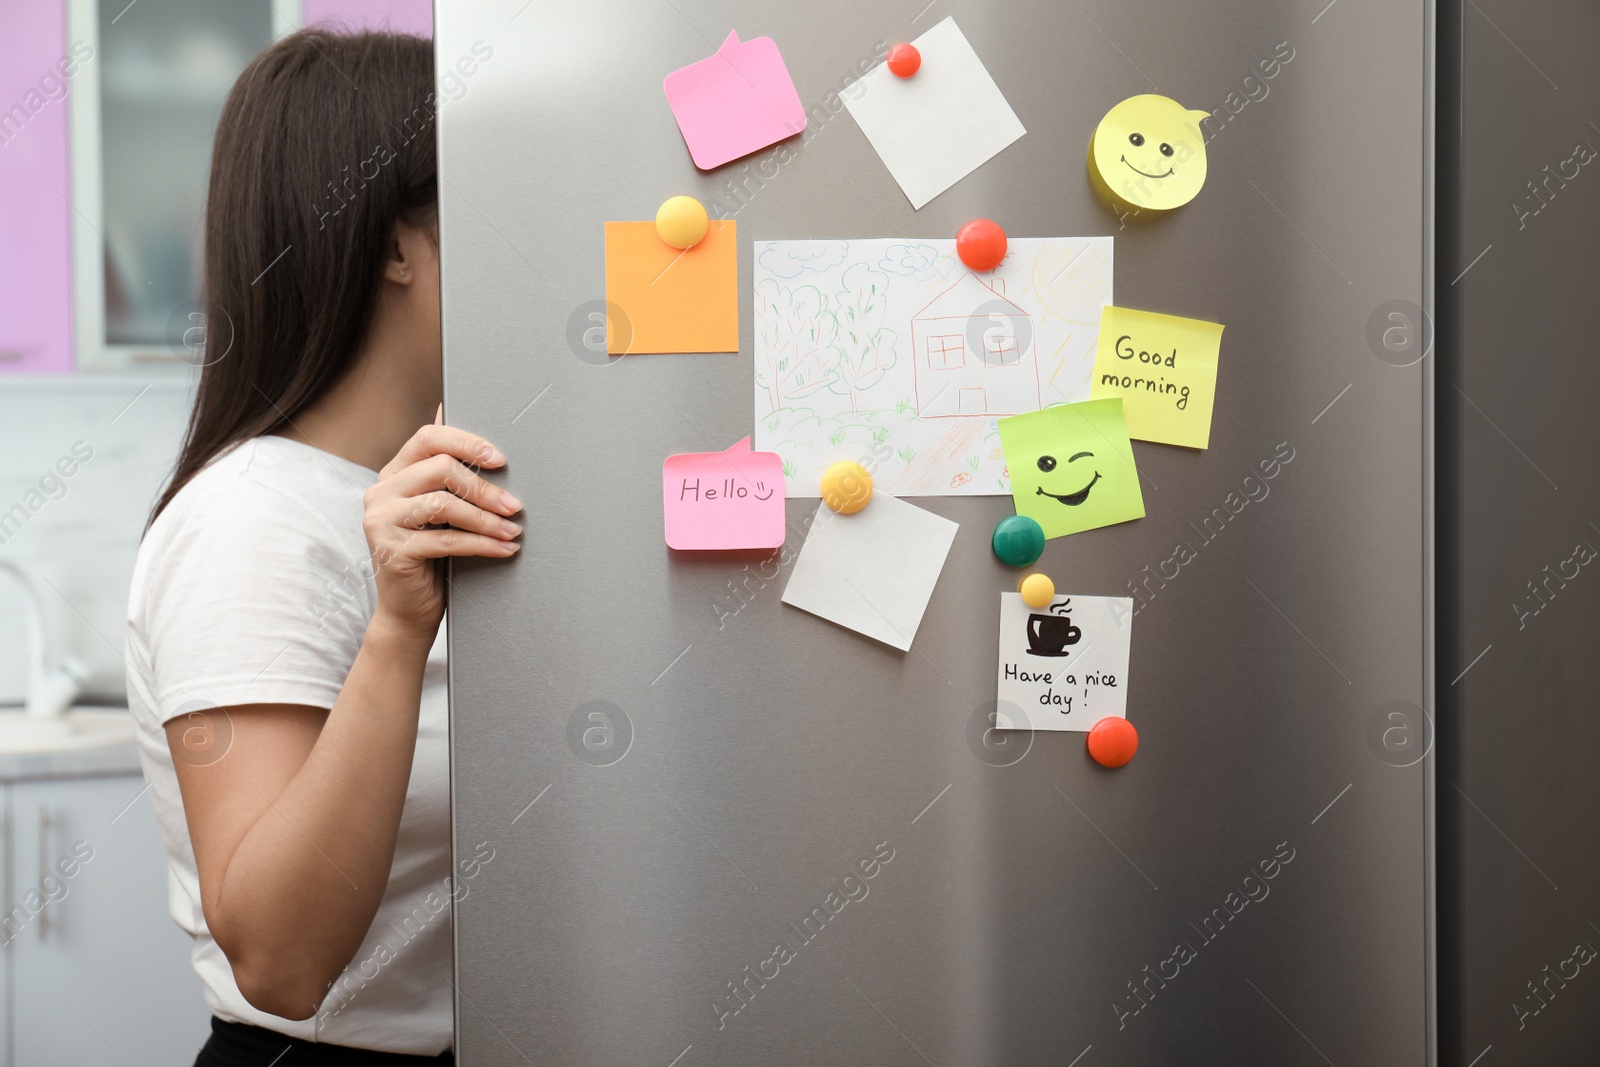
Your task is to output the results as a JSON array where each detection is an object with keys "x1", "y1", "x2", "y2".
[{"x1": 362, "y1": 423, "x2": 521, "y2": 640}]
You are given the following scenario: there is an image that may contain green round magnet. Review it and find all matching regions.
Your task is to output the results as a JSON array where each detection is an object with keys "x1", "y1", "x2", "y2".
[{"x1": 992, "y1": 514, "x2": 1045, "y2": 567}]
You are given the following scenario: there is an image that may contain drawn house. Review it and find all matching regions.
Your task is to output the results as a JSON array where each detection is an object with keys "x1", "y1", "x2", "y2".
[{"x1": 910, "y1": 273, "x2": 1040, "y2": 417}]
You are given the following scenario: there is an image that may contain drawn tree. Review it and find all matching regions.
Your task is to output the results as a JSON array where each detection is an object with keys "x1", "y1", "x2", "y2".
[
  {"x1": 827, "y1": 263, "x2": 898, "y2": 412},
  {"x1": 754, "y1": 279, "x2": 840, "y2": 412}
]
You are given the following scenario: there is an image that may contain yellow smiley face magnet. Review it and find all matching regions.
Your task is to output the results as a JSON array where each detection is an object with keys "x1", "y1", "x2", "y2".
[{"x1": 1088, "y1": 94, "x2": 1211, "y2": 211}]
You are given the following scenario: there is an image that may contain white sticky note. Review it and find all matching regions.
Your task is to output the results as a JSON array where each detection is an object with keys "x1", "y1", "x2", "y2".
[
  {"x1": 843, "y1": 17, "x2": 1026, "y2": 209},
  {"x1": 782, "y1": 497, "x2": 958, "y2": 650},
  {"x1": 995, "y1": 592, "x2": 1133, "y2": 731}
]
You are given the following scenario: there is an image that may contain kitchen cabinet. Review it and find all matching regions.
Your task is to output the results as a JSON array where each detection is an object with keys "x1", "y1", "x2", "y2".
[
  {"x1": 0, "y1": 786, "x2": 8, "y2": 1057},
  {"x1": 2, "y1": 764, "x2": 208, "y2": 1066},
  {"x1": 36, "y1": 0, "x2": 433, "y2": 373}
]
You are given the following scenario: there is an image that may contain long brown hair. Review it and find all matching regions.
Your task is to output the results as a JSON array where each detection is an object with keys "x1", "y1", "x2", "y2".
[{"x1": 149, "y1": 31, "x2": 437, "y2": 525}]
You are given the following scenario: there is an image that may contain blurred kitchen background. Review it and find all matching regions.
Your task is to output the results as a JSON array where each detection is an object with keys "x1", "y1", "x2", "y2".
[{"x1": 0, "y1": 2, "x2": 430, "y2": 1063}]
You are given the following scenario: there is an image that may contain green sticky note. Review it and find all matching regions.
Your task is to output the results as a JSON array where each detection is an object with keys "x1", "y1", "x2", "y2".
[{"x1": 998, "y1": 398, "x2": 1146, "y2": 539}]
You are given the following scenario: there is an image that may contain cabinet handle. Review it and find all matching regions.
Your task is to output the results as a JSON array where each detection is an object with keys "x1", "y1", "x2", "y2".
[{"x1": 38, "y1": 806, "x2": 49, "y2": 941}]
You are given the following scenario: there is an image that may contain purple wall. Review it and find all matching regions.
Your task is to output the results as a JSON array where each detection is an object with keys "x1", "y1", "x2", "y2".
[
  {"x1": 302, "y1": 0, "x2": 434, "y2": 36},
  {"x1": 0, "y1": 3, "x2": 75, "y2": 374}
]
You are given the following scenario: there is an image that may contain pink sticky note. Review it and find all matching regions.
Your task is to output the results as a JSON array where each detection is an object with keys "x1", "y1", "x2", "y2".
[
  {"x1": 663, "y1": 30, "x2": 807, "y2": 170},
  {"x1": 663, "y1": 437, "x2": 786, "y2": 550}
]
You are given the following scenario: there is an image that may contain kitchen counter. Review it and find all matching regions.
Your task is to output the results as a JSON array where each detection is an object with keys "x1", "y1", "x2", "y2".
[{"x1": 0, "y1": 738, "x2": 142, "y2": 781}]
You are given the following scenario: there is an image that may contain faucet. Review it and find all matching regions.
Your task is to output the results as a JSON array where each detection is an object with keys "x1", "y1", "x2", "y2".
[{"x1": 0, "y1": 559, "x2": 85, "y2": 718}]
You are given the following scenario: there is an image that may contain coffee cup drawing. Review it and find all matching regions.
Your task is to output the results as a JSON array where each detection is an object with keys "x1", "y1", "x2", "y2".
[{"x1": 1026, "y1": 601, "x2": 1081, "y2": 657}]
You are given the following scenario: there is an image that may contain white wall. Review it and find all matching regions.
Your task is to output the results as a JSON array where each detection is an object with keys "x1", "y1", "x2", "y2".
[{"x1": 0, "y1": 377, "x2": 193, "y2": 703}]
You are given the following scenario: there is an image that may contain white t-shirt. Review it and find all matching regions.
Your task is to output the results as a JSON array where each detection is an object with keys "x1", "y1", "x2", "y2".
[{"x1": 125, "y1": 435, "x2": 453, "y2": 1055}]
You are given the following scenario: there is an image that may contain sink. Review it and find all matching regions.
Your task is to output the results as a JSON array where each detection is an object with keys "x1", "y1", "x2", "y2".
[{"x1": 0, "y1": 707, "x2": 137, "y2": 754}]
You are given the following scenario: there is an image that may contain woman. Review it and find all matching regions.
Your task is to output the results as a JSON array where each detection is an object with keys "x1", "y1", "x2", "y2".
[{"x1": 125, "y1": 31, "x2": 517, "y2": 1064}]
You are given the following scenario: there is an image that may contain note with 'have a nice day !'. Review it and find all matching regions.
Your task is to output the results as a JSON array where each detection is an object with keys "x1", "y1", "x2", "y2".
[{"x1": 1090, "y1": 306, "x2": 1224, "y2": 450}]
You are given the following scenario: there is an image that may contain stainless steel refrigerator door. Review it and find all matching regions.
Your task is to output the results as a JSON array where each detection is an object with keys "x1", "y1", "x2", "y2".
[
  {"x1": 436, "y1": 2, "x2": 1432, "y2": 1064},
  {"x1": 1439, "y1": 1, "x2": 1600, "y2": 1063}
]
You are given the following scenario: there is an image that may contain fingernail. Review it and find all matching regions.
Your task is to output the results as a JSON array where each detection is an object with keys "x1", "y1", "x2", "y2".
[
  {"x1": 481, "y1": 446, "x2": 506, "y2": 466},
  {"x1": 499, "y1": 490, "x2": 523, "y2": 512},
  {"x1": 503, "y1": 541, "x2": 522, "y2": 553},
  {"x1": 500, "y1": 519, "x2": 522, "y2": 537}
]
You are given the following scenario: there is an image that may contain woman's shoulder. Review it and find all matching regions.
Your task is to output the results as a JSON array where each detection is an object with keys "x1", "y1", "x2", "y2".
[
  {"x1": 173, "y1": 435, "x2": 371, "y2": 512},
  {"x1": 151, "y1": 437, "x2": 371, "y2": 540},
  {"x1": 129, "y1": 438, "x2": 381, "y2": 722},
  {"x1": 138, "y1": 436, "x2": 375, "y2": 588}
]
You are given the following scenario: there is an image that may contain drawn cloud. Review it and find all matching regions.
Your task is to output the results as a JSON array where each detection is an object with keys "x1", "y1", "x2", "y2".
[
  {"x1": 758, "y1": 241, "x2": 850, "y2": 279},
  {"x1": 878, "y1": 243, "x2": 955, "y2": 281}
]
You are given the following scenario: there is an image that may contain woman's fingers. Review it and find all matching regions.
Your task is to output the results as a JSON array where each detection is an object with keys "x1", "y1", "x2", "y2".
[
  {"x1": 397, "y1": 528, "x2": 521, "y2": 560},
  {"x1": 390, "y1": 491, "x2": 521, "y2": 540},
  {"x1": 389, "y1": 453, "x2": 522, "y2": 516},
  {"x1": 380, "y1": 423, "x2": 506, "y2": 479},
  {"x1": 366, "y1": 423, "x2": 523, "y2": 568}
]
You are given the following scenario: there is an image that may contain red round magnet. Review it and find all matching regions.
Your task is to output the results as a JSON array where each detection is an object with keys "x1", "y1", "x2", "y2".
[
  {"x1": 887, "y1": 43, "x2": 921, "y2": 78},
  {"x1": 956, "y1": 218, "x2": 1007, "y2": 272},
  {"x1": 1087, "y1": 717, "x2": 1138, "y2": 768}
]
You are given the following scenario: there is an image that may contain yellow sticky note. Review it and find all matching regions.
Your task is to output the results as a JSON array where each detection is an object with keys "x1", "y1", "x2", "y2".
[
  {"x1": 1090, "y1": 306, "x2": 1224, "y2": 449},
  {"x1": 604, "y1": 220, "x2": 738, "y2": 354}
]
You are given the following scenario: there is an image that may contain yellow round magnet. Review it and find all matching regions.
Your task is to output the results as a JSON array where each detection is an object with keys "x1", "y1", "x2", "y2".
[
  {"x1": 1088, "y1": 95, "x2": 1211, "y2": 212},
  {"x1": 820, "y1": 461, "x2": 872, "y2": 513},
  {"x1": 655, "y1": 195, "x2": 709, "y2": 249},
  {"x1": 1018, "y1": 573, "x2": 1055, "y2": 609}
]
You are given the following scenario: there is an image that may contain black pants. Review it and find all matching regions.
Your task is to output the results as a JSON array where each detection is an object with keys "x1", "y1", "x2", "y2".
[{"x1": 195, "y1": 1018, "x2": 454, "y2": 1066}]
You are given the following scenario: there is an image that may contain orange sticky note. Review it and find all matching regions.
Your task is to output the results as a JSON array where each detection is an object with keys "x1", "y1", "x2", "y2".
[{"x1": 604, "y1": 220, "x2": 738, "y2": 354}]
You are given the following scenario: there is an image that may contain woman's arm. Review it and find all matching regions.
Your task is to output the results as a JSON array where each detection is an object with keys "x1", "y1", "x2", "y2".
[{"x1": 167, "y1": 425, "x2": 521, "y2": 1020}]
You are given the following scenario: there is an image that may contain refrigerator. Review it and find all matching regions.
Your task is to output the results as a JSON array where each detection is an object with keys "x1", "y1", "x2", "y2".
[
  {"x1": 1439, "y1": 0, "x2": 1600, "y2": 1063},
  {"x1": 435, "y1": 1, "x2": 1433, "y2": 1063}
]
